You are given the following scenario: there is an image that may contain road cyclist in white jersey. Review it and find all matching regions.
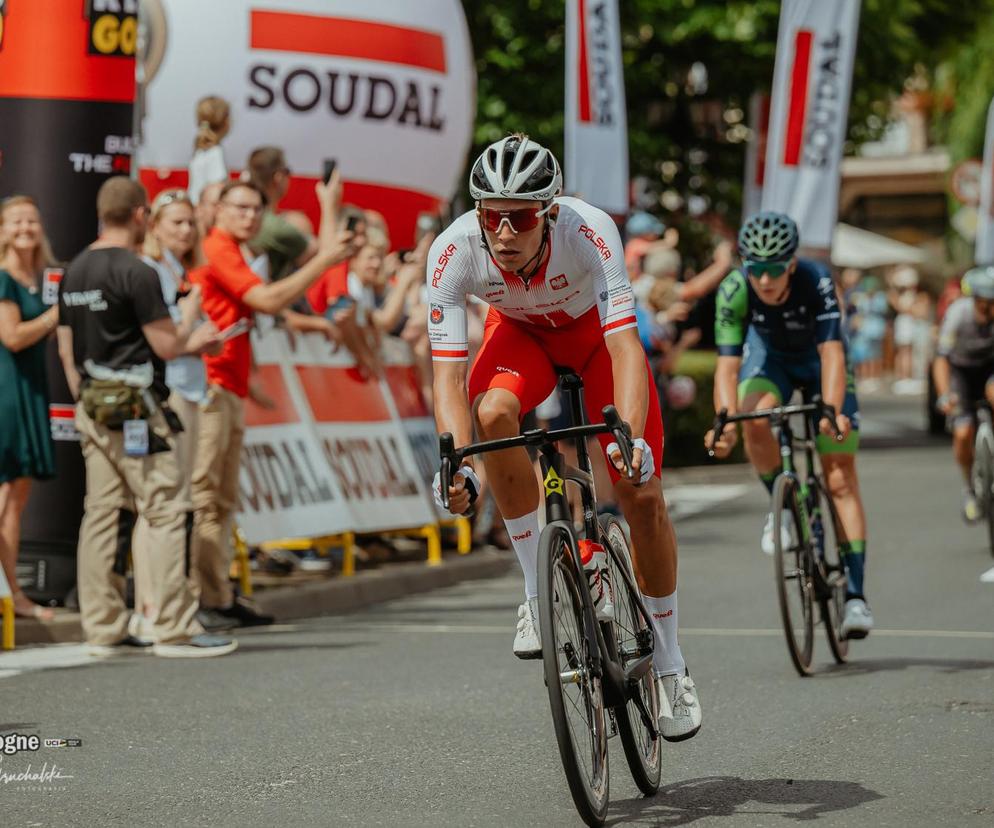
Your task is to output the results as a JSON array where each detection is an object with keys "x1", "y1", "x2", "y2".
[{"x1": 427, "y1": 133, "x2": 701, "y2": 741}]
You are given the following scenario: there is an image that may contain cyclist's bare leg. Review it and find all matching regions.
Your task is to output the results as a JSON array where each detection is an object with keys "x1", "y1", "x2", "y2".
[
  {"x1": 473, "y1": 389, "x2": 540, "y2": 519},
  {"x1": 613, "y1": 476, "x2": 675, "y2": 596},
  {"x1": 952, "y1": 422, "x2": 976, "y2": 485},
  {"x1": 739, "y1": 391, "x2": 781, "y2": 475},
  {"x1": 821, "y1": 453, "x2": 866, "y2": 541}
]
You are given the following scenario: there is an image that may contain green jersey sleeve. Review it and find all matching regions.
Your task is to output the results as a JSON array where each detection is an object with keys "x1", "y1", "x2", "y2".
[{"x1": 715, "y1": 270, "x2": 749, "y2": 357}]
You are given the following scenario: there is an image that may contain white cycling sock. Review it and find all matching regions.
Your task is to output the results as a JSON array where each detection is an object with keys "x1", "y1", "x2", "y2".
[
  {"x1": 504, "y1": 509, "x2": 541, "y2": 600},
  {"x1": 643, "y1": 591, "x2": 686, "y2": 677}
]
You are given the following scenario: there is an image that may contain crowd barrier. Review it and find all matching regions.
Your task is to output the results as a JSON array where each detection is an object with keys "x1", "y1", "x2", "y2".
[{"x1": 238, "y1": 327, "x2": 462, "y2": 565}]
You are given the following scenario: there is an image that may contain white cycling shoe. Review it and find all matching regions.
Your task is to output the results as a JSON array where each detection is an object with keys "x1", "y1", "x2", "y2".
[
  {"x1": 840, "y1": 597, "x2": 874, "y2": 640},
  {"x1": 581, "y1": 542, "x2": 615, "y2": 622},
  {"x1": 513, "y1": 597, "x2": 542, "y2": 659},
  {"x1": 657, "y1": 669, "x2": 702, "y2": 742},
  {"x1": 761, "y1": 510, "x2": 794, "y2": 556}
]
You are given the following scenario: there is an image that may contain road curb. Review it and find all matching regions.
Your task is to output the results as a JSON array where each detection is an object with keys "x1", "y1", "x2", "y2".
[{"x1": 9, "y1": 550, "x2": 514, "y2": 647}]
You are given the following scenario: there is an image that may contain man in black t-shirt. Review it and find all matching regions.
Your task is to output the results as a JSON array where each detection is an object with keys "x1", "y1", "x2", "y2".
[{"x1": 57, "y1": 176, "x2": 236, "y2": 659}]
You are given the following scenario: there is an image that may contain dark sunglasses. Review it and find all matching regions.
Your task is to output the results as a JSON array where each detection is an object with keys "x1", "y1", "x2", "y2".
[
  {"x1": 744, "y1": 260, "x2": 791, "y2": 279},
  {"x1": 477, "y1": 204, "x2": 550, "y2": 234}
]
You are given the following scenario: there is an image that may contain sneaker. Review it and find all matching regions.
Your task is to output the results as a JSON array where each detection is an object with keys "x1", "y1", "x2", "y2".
[
  {"x1": 963, "y1": 492, "x2": 981, "y2": 524},
  {"x1": 127, "y1": 612, "x2": 158, "y2": 645},
  {"x1": 153, "y1": 634, "x2": 238, "y2": 659},
  {"x1": 761, "y1": 510, "x2": 794, "y2": 556},
  {"x1": 980, "y1": 565, "x2": 994, "y2": 584},
  {"x1": 657, "y1": 669, "x2": 702, "y2": 742},
  {"x1": 87, "y1": 635, "x2": 153, "y2": 657},
  {"x1": 214, "y1": 599, "x2": 274, "y2": 628},
  {"x1": 513, "y1": 597, "x2": 541, "y2": 659},
  {"x1": 579, "y1": 540, "x2": 615, "y2": 621},
  {"x1": 197, "y1": 608, "x2": 238, "y2": 632},
  {"x1": 840, "y1": 597, "x2": 874, "y2": 640}
]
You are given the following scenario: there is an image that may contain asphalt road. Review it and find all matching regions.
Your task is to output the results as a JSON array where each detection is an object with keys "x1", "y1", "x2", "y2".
[{"x1": 2, "y1": 394, "x2": 993, "y2": 827}]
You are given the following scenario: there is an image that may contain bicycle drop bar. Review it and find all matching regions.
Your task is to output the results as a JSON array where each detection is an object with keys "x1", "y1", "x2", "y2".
[
  {"x1": 438, "y1": 406, "x2": 634, "y2": 511},
  {"x1": 707, "y1": 396, "x2": 839, "y2": 457}
]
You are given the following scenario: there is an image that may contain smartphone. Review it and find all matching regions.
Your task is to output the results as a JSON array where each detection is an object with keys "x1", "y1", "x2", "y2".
[
  {"x1": 217, "y1": 318, "x2": 252, "y2": 341},
  {"x1": 41, "y1": 267, "x2": 65, "y2": 306},
  {"x1": 346, "y1": 215, "x2": 360, "y2": 233},
  {"x1": 322, "y1": 158, "x2": 337, "y2": 185}
]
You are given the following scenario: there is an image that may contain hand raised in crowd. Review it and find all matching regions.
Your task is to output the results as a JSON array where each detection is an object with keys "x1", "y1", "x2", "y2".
[
  {"x1": 664, "y1": 301, "x2": 692, "y2": 323},
  {"x1": 314, "y1": 168, "x2": 344, "y2": 212},
  {"x1": 185, "y1": 320, "x2": 224, "y2": 356},
  {"x1": 705, "y1": 422, "x2": 738, "y2": 459},
  {"x1": 712, "y1": 239, "x2": 734, "y2": 270}
]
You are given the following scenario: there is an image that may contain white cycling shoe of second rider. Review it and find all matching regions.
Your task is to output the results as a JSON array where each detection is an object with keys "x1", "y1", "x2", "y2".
[
  {"x1": 513, "y1": 597, "x2": 542, "y2": 659},
  {"x1": 761, "y1": 510, "x2": 794, "y2": 556},
  {"x1": 840, "y1": 597, "x2": 874, "y2": 640},
  {"x1": 657, "y1": 669, "x2": 702, "y2": 742}
]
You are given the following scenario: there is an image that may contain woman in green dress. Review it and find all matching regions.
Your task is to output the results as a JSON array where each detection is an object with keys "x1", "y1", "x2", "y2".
[{"x1": 0, "y1": 196, "x2": 60, "y2": 621}]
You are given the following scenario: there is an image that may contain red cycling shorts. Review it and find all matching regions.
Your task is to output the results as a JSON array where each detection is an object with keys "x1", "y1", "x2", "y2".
[{"x1": 468, "y1": 306, "x2": 664, "y2": 483}]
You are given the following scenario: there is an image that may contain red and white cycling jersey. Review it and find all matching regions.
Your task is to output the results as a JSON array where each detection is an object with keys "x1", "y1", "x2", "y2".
[{"x1": 426, "y1": 196, "x2": 636, "y2": 361}]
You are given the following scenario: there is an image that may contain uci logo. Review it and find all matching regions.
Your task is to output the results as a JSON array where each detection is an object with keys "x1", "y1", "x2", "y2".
[{"x1": 87, "y1": 0, "x2": 138, "y2": 58}]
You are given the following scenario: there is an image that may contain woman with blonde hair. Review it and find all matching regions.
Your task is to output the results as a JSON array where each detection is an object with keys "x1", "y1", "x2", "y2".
[
  {"x1": 188, "y1": 95, "x2": 231, "y2": 204},
  {"x1": 132, "y1": 189, "x2": 220, "y2": 640},
  {"x1": 0, "y1": 196, "x2": 60, "y2": 620}
]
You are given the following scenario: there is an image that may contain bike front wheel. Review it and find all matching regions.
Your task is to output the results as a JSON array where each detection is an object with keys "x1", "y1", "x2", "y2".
[
  {"x1": 600, "y1": 516, "x2": 661, "y2": 796},
  {"x1": 976, "y1": 424, "x2": 994, "y2": 557},
  {"x1": 772, "y1": 475, "x2": 815, "y2": 676},
  {"x1": 538, "y1": 524, "x2": 610, "y2": 827},
  {"x1": 809, "y1": 477, "x2": 849, "y2": 664}
]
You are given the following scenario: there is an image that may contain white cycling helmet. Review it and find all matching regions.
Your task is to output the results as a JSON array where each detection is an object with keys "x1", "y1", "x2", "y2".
[{"x1": 469, "y1": 135, "x2": 562, "y2": 202}]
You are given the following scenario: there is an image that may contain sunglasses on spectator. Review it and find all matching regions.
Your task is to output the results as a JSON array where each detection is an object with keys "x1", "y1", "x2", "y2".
[
  {"x1": 151, "y1": 189, "x2": 190, "y2": 215},
  {"x1": 477, "y1": 204, "x2": 552, "y2": 234},
  {"x1": 743, "y1": 260, "x2": 792, "y2": 279}
]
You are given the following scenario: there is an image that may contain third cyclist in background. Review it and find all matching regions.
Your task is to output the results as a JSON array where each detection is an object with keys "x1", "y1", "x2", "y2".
[{"x1": 705, "y1": 212, "x2": 874, "y2": 640}]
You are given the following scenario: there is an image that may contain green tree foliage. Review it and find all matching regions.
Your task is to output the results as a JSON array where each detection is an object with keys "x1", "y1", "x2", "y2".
[{"x1": 463, "y1": 0, "x2": 992, "y2": 226}]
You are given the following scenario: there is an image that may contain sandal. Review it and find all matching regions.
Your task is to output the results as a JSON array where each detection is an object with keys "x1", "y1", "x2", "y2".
[{"x1": 11, "y1": 592, "x2": 55, "y2": 622}]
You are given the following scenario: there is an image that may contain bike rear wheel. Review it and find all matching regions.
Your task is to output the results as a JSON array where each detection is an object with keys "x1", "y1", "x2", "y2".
[
  {"x1": 772, "y1": 475, "x2": 815, "y2": 676},
  {"x1": 538, "y1": 524, "x2": 610, "y2": 827},
  {"x1": 599, "y1": 516, "x2": 661, "y2": 796},
  {"x1": 809, "y1": 477, "x2": 849, "y2": 664},
  {"x1": 976, "y1": 424, "x2": 994, "y2": 557}
]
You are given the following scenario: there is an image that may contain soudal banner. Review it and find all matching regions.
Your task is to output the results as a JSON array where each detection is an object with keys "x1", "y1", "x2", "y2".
[
  {"x1": 977, "y1": 95, "x2": 994, "y2": 265},
  {"x1": 761, "y1": 0, "x2": 861, "y2": 250},
  {"x1": 239, "y1": 329, "x2": 436, "y2": 544},
  {"x1": 743, "y1": 92, "x2": 771, "y2": 219},
  {"x1": 137, "y1": 0, "x2": 475, "y2": 246},
  {"x1": 564, "y1": 0, "x2": 629, "y2": 215}
]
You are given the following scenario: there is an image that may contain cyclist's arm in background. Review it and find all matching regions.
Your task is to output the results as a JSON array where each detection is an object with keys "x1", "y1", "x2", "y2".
[
  {"x1": 933, "y1": 298, "x2": 970, "y2": 400},
  {"x1": 812, "y1": 264, "x2": 846, "y2": 417},
  {"x1": 713, "y1": 270, "x2": 748, "y2": 414}
]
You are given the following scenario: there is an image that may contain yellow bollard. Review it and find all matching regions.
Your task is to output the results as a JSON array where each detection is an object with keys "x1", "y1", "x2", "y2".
[
  {"x1": 455, "y1": 517, "x2": 472, "y2": 555},
  {"x1": 232, "y1": 526, "x2": 253, "y2": 597},
  {"x1": 421, "y1": 524, "x2": 443, "y2": 567},
  {"x1": 340, "y1": 532, "x2": 356, "y2": 577},
  {"x1": 1, "y1": 596, "x2": 14, "y2": 650}
]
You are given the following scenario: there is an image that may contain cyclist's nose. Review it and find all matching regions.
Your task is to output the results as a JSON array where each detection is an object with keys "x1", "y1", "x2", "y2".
[{"x1": 496, "y1": 221, "x2": 517, "y2": 242}]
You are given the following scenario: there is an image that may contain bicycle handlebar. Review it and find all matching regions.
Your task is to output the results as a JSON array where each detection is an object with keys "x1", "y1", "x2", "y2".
[
  {"x1": 707, "y1": 395, "x2": 839, "y2": 458},
  {"x1": 438, "y1": 406, "x2": 636, "y2": 510}
]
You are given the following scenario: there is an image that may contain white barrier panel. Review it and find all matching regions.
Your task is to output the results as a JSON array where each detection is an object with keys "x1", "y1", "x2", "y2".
[
  {"x1": 237, "y1": 329, "x2": 436, "y2": 544},
  {"x1": 977, "y1": 95, "x2": 994, "y2": 266}
]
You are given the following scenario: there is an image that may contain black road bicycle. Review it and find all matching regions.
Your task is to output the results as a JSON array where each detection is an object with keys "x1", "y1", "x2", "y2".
[
  {"x1": 708, "y1": 398, "x2": 850, "y2": 677},
  {"x1": 969, "y1": 403, "x2": 994, "y2": 557},
  {"x1": 439, "y1": 372, "x2": 660, "y2": 827}
]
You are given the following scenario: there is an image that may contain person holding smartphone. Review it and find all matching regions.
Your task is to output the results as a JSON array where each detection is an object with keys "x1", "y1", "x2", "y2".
[{"x1": 191, "y1": 171, "x2": 361, "y2": 630}]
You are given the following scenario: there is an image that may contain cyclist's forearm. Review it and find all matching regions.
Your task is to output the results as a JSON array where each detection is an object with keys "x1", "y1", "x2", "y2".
[
  {"x1": 933, "y1": 356, "x2": 951, "y2": 398},
  {"x1": 607, "y1": 335, "x2": 648, "y2": 438},
  {"x1": 818, "y1": 341, "x2": 846, "y2": 412},
  {"x1": 433, "y1": 370, "x2": 475, "y2": 464},
  {"x1": 714, "y1": 357, "x2": 740, "y2": 414}
]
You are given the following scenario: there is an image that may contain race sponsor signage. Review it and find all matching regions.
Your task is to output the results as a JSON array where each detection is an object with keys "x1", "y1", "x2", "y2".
[
  {"x1": 761, "y1": 0, "x2": 861, "y2": 250},
  {"x1": 137, "y1": 0, "x2": 475, "y2": 246},
  {"x1": 237, "y1": 328, "x2": 436, "y2": 544},
  {"x1": 564, "y1": 0, "x2": 629, "y2": 215},
  {"x1": 976, "y1": 95, "x2": 994, "y2": 265}
]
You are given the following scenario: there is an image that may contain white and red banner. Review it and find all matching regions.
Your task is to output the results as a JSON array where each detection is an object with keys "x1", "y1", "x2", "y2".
[
  {"x1": 137, "y1": 0, "x2": 475, "y2": 246},
  {"x1": 564, "y1": 0, "x2": 629, "y2": 215},
  {"x1": 976, "y1": 95, "x2": 994, "y2": 265},
  {"x1": 238, "y1": 329, "x2": 437, "y2": 544},
  {"x1": 743, "y1": 92, "x2": 771, "y2": 220},
  {"x1": 761, "y1": 0, "x2": 861, "y2": 250}
]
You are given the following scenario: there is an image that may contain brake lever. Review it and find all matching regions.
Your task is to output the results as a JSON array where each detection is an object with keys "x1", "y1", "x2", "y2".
[
  {"x1": 602, "y1": 405, "x2": 636, "y2": 480},
  {"x1": 810, "y1": 395, "x2": 841, "y2": 440},
  {"x1": 707, "y1": 408, "x2": 729, "y2": 457}
]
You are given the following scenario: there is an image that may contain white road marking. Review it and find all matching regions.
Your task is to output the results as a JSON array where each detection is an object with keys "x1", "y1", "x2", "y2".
[{"x1": 665, "y1": 483, "x2": 751, "y2": 520}]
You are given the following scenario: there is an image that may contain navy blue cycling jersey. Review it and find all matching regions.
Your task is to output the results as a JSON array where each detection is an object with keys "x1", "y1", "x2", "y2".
[{"x1": 714, "y1": 258, "x2": 842, "y2": 358}]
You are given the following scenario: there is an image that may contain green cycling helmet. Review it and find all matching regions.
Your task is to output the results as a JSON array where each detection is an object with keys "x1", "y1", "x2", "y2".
[
  {"x1": 963, "y1": 266, "x2": 994, "y2": 300},
  {"x1": 738, "y1": 211, "x2": 799, "y2": 262}
]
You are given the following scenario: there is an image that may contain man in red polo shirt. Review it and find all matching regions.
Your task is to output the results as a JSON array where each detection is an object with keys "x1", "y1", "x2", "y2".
[{"x1": 191, "y1": 174, "x2": 361, "y2": 628}]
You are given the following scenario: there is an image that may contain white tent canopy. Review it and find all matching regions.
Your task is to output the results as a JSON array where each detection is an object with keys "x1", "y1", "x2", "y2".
[{"x1": 831, "y1": 223, "x2": 927, "y2": 269}]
